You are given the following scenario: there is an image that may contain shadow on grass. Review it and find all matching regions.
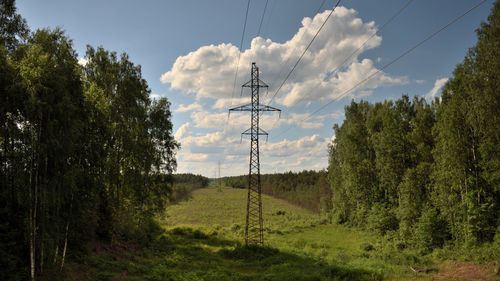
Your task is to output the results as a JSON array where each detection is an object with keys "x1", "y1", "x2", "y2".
[{"x1": 70, "y1": 227, "x2": 382, "y2": 281}]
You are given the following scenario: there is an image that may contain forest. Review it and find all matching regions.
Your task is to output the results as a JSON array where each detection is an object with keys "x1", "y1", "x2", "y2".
[
  {"x1": 224, "y1": 170, "x2": 331, "y2": 213},
  {"x1": 170, "y1": 173, "x2": 209, "y2": 203},
  {"x1": 328, "y1": 1, "x2": 500, "y2": 253},
  {"x1": 0, "y1": 0, "x2": 179, "y2": 279}
]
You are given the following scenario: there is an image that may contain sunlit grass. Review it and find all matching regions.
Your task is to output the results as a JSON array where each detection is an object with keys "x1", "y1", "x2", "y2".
[
  {"x1": 66, "y1": 187, "x2": 436, "y2": 280},
  {"x1": 159, "y1": 187, "x2": 431, "y2": 280}
]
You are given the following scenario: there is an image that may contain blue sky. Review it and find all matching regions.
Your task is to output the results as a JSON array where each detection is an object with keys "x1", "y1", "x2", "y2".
[{"x1": 16, "y1": 0, "x2": 495, "y2": 177}]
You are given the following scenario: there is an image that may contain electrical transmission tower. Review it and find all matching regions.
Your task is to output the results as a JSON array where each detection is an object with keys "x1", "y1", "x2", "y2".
[
  {"x1": 218, "y1": 160, "x2": 222, "y2": 192},
  {"x1": 229, "y1": 62, "x2": 280, "y2": 245}
]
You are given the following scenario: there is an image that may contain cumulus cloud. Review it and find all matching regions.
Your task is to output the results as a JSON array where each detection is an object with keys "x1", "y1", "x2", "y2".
[
  {"x1": 188, "y1": 109, "x2": 332, "y2": 132},
  {"x1": 176, "y1": 132, "x2": 331, "y2": 175},
  {"x1": 78, "y1": 58, "x2": 88, "y2": 66},
  {"x1": 212, "y1": 97, "x2": 249, "y2": 109},
  {"x1": 425, "y1": 78, "x2": 449, "y2": 100},
  {"x1": 174, "y1": 122, "x2": 191, "y2": 140},
  {"x1": 261, "y1": 134, "x2": 330, "y2": 158},
  {"x1": 175, "y1": 102, "x2": 202, "y2": 112},
  {"x1": 184, "y1": 153, "x2": 209, "y2": 161},
  {"x1": 161, "y1": 7, "x2": 407, "y2": 107}
]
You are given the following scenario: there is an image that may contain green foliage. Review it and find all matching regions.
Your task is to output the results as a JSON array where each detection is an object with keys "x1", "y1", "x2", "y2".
[
  {"x1": 413, "y1": 207, "x2": 449, "y2": 253},
  {"x1": 169, "y1": 173, "x2": 209, "y2": 203},
  {"x1": 225, "y1": 170, "x2": 331, "y2": 214},
  {"x1": 431, "y1": 0, "x2": 500, "y2": 245},
  {"x1": 367, "y1": 203, "x2": 398, "y2": 236},
  {"x1": 328, "y1": 1, "x2": 500, "y2": 256},
  {"x1": 0, "y1": 0, "x2": 28, "y2": 52},
  {"x1": 1, "y1": 2, "x2": 178, "y2": 279}
]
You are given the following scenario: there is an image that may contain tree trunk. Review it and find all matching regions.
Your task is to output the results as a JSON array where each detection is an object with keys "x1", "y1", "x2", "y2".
[
  {"x1": 60, "y1": 221, "x2": 69, "y2": 271},
  {"x1": 60, "y1": 191, "x2": 73, "y2": 272},
  {"x1": 40, "y1": 238, "x2": 44, "y2": 276},
  {"x1": 53, "y1": 245, "x2": 58, "y2": 265}
]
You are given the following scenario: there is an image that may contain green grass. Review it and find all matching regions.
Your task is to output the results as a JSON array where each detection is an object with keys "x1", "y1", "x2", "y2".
[
  {"x1": 159, "y1": 188, "x2": 432, "y2": 280},
  {"x1": 66, "y1": 226, "x2": 380, "y2": 281},
  {"x1": 66, "y1": 187, "x2": 436, "y2": 280},
  {"x1": 161, "y1": 188, "x2": 318, "y2": 233}
]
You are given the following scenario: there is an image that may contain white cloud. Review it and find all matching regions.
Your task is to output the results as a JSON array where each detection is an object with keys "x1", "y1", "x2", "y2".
[
  {"x1": 175, "y1": 132, "x2": 331, "y2": 175},
  {"x1": 161, "y1": 7, "x2": 407, "y2": 107},
  {"x1": 184, "y1": 153, "x2": 209, "y2": 161},
  {"x1": 189, "y1": 109, "x2": 332, "y2": 132},
  {"x1": 175, "y1": 102, "x2": 202, "y2": 112},
  {"x1": 151, "y1": 93, "x2": 161, "y2": 99},
  {"x1": 212, "y1": 97, "x2": 249, "y2": 109},
  {"x1": 425, "y1": 78, "x2": 449, "y2": 100},
  {"x1": 261, "y1": 134, "x2": 330, "y2": 158},
  {"x1": 174, "y1": 122, "x2": 191, "y2": 140},
  {"x1": 415, "y1": 79, "x2": 425, "y2": 84},
  {"x1": 78, "y1": 58, "x2": 88, "y2": 66},
  {"x1": 357, "y1": 90, "x2": 373, "y2": 97}
]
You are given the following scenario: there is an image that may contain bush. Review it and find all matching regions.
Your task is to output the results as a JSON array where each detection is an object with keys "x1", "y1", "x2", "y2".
[
  {"x1": 171, "y1": 227, "x2": 193, "y2": 236},
  {"x1": 367, "y1": 203, "x2": 399, "y2": 236},
  {"x1": 360, "y1": 243, "x2": 374, "y2": 252},
  {"x1": 274, "y1": 210, "x2": 286, "y2": 216},
  {"x1": 192, "y1": 229, "x2": 208, "y2": 239},
  {"x1": 414, "y1": 207, "x2": 449, "y2": 253},
  {"x1": 219, "y1": 245, "x2": 279, "y2": 261},
  {"x1": 230, "y1": 223, "x2": 241, "y2": 232}
]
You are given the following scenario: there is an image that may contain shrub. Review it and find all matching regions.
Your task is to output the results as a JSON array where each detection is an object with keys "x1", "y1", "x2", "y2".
[
  {"x1": 360, "y1": 243, "x2": 374, "y2": 252},
  {"x1": 414, "y1": 207, "x2": 449, "y2": 253},
  {"x1": 367, "y1": 203, "x2": 399, "y2": 236},
  {"x1": 219, "y1": 245, "x2": 279, "y2": 261}
]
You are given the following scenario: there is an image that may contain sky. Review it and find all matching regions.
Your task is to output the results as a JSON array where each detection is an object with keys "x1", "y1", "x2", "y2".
[{"x1": 16, "y1": 0, "x2": 495, "y2": 177}]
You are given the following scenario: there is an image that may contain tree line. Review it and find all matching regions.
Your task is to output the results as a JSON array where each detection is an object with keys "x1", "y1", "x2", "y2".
[
  {"x1": 170, "y1": 173, "x2": 209, "y2": 203},
  {"x1": 328, "y1": 1, "x2": 499, "y2": 252},
  {"x1": 0, "y1": 1, "x2": 178, "y2": 280},
  {"x1": 225, "y1": 170, "x2": 332, "y2": 214}
]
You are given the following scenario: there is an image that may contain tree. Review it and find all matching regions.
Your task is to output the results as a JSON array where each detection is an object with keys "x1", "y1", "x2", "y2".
[
  {"x1": 0, "y1": 0, "x2": 27, "y2": 52},
  {"x1": 329, "y1": 101, "x2": 377, "y2": 225},
  {"x1": 431, "y1": 1, "x2": 500, "y2": 244}
]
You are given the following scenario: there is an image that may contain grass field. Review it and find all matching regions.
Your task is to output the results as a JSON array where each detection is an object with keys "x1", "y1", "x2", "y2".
[
  {"x1": 159, "y1": 187, "x2": 441, "y2": 280},
  {"x1": 66, "y1": 187, "x2": 500, "y2": 280}
]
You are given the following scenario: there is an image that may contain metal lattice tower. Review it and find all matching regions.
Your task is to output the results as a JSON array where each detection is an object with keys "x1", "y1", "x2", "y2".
[{"x1": 229, "y1": 63, "x2": 280, "y2": 245}]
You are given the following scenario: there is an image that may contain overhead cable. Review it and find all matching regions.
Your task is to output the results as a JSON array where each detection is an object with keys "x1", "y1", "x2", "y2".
[{"x1": 272, "y1": 0, "x2": 487, "y2": 140}]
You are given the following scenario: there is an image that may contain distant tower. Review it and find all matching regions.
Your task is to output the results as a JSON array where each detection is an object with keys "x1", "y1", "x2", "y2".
[
  {"x1": 218, "y1": 160, "x2": 222, "y2": 192},
  {"x1": 229, "y1": 63, "x2": 280, "y2": 245}
]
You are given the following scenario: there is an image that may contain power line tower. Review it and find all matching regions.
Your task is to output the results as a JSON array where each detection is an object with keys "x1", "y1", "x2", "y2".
[
  {"x1": 218, "y1": 160, "x2": 222, "y2": 192},
  {"x1": 229, "y1": 62, "x2": 280, "y2": 245}
]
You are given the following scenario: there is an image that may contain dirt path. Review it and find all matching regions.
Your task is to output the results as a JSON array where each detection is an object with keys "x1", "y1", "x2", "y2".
[{"x1": 432, "y1": 260, "x2": 499, "y2": 281}]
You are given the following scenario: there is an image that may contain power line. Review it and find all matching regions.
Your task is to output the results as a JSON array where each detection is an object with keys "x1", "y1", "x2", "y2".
[
  {"x1": 230, "y1": 0, "x2": 251, "y2": 108},
  {"x1": 257, "y1": 0, "x2": 269, "y2": 36},
  {"x1": 287, "y1": 0, "x2": 414, "y2": 109},
  {"x1": 263, "y1": 0, "x2": 331, "y2": 105},
  {"x1": 315, "y1": 0, "x2": 328, "y2": 15},
  {"x1": 260, "y1": 0, "x2": 277, "y2": 38},
  {"x1": 267, "y1": 0, "x2": 342, "y2": 107},
  {"x1": 271, "y1": 0, "x2": 487, "y2": 140},
  {"x1": 249, "y1": 0, "x2": 270, "y2": 65}
]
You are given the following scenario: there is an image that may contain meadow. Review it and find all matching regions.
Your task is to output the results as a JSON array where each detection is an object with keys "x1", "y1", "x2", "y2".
[
  {"x1": 160, "y1": 187, "x2": 432, "y2": 280},
  {"x1": 64, "y1": 186, "x2": 499, "y2": 280}
]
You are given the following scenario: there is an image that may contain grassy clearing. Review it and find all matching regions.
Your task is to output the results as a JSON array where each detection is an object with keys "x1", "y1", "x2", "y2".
[
  {"x1": 159, "y1": 187, "x2": 435, "y2": 280},
  {"x1": 161, "y1": 188, "x2": 318, "y2": 233},
  {"x1": 66, "y1": 187, "x2": 496, "y2": 280},
  {"x1": 65, "y1": 227, "x2": 379, "y2": 280}
]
